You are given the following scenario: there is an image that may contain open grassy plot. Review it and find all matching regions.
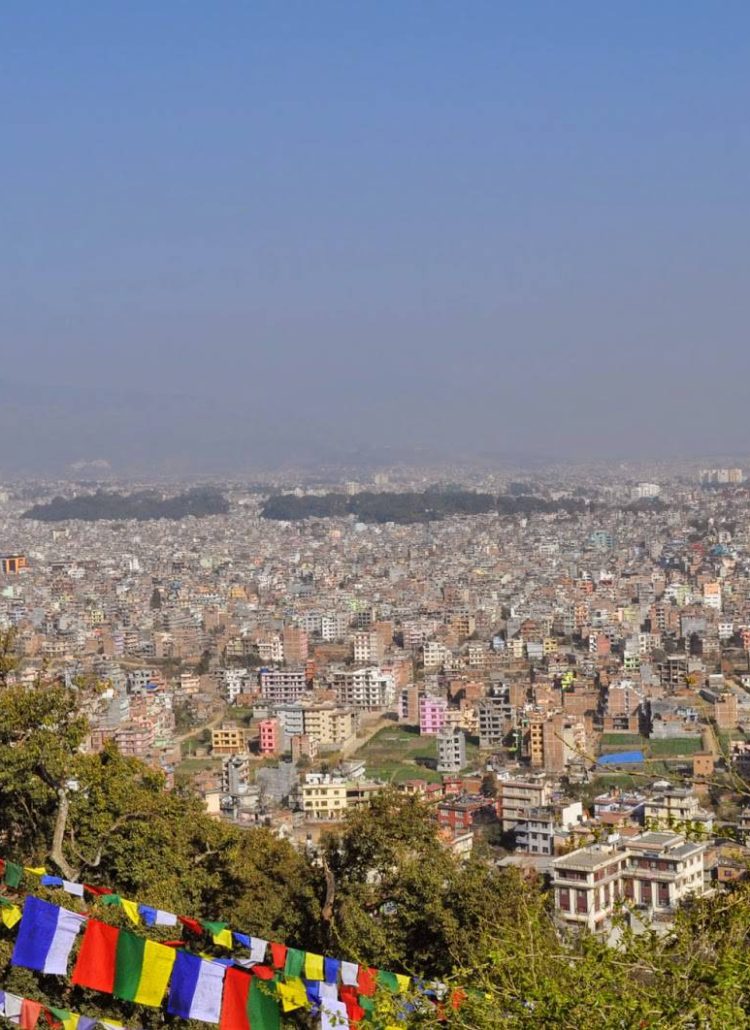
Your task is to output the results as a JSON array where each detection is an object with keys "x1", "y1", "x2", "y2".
[
  {"x1": 354, "y1": 724, "x2": 479, "y2": 784},
  {"x1": 648, "y1": 737, "x2": 702, "y2": 756}
]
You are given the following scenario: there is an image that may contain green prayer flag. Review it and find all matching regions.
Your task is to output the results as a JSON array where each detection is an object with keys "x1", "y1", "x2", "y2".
[
  {"x1": 114, "y1": 931, "x2": 146, "y2": 1001},
  {"x1": 359, "y1": 994, "x2": 375, "y2": 1021},
  {"x1": 100, "y1": 894, "x2": 122, "y2": 906},
  {"x1": 201, "y1": 919, "x2": 227, "y2": 935},
  {"x1": 248, "y1": 976, "x2": 280, "y2": 1030},
  {"x1": 284, "y1": 947, "x2": 305, "y2": 978},
  {"x1": 377, "y1": 970, "x2": 400, "y2": 992},
  {"x1": 3, "y1": 862, "x2": 23, "y2": 888}
]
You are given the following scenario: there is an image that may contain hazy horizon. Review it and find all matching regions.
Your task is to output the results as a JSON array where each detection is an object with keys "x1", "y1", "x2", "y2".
[{"x1": 4, "y1": 3, "x2": 750, "y2": 474}]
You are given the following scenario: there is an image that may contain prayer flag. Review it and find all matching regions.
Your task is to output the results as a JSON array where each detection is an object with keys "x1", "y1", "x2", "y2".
[
  {"x1": 321, "y1": 998, "x2": 349, "y2": 1030},
  {"x1": 168, "y1": 950, "x2": 226, "y2": 1024},
  {"x1": 220, "y1": 969, "x2": 281, "y2": 1030},
  {"x1": 2, "y1": 993, "x2": 23, "y2": 1022},
  {"x1": 113, "y1": 929, "x2": 177, "y2": 1006},
  {"x1": 72, "y1": 920, "x2": 119, "y2": 994},
  {"x1": 1, "y1": 901, "x2": 22, "y2": 929},
  {"x1": 139, "y1": 904, "x2": 176, "y2": 926},
  {"x1": 12, "y1": 897, "x2": 85, "y2": 975},
  {"x1": 49, "y1": 1009, "x2": 82, "y2": 1030},
  {"x1": 341, "y1": 961, "x2": 359, "y2": 986},
  {"x1": 277, "y1": 978, "x2": 307, "y2": 1012},
  {"x1": 250, "y1": 938, "x2": 268, "y2": 964},
  {"x1": 119, "y1": 899, "x2": 140, "y2": 926},
  {"x1": 270, "y1": 943, "x2": 287, "y2": 969},
  {"x1": 304, "y1": 952, "x2": 324, "y2": 981},
  {"x1": 20, "y1": 999, "x2": 43, "y2": 1029},
  {"x1": 324, "y1": 957, "x2": 341, "y2": 984},
  {"x1": 4, "y1": 862, "x2": 23, "y2": 888},
  {"x1": 284, "y1": 947, "x2": 305, "y2": 978}
]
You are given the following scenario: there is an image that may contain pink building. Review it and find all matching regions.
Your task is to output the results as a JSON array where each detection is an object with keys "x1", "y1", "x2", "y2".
[
  {"x1": 419, "y1": 695, "x2": 448, "y2": 735},
  {"x1": 259, "y1": 718, "x2": 280, "y2": 755}
]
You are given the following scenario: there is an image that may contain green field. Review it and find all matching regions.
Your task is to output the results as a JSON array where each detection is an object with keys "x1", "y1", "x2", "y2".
[
  {"x1": 600, "y1": 733, "x2": 647, "y2": 748},
  {"x1": 648, "y1": 737, "x2": 702, "y2": 756},
  {"x1": 354, "y1": 725, "x2": 479, "y2": 784},
  {"x1": 599, "y1": 733, "x2": 702, "y2": 759}
]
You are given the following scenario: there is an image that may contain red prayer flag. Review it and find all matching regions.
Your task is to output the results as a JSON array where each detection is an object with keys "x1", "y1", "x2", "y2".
[
  {"x1": 340, "y1": 985, "x2": 365, "y2": 1022},
  {"x1": 451, "y1": 988, "x2": 467, "y2": 1010},
  {"x1": 83, "y1": 884, "x2": 113, "y2": 896},
  {"x1": 220, "y1": 967, "x2": 251, "y2": 1030},
  {"x1": 71, "y1": 919, "x2": 119, "y2": 994},
  {"x1": 20, "y1": 999, "x2": 43, "y2": 1029},
  {"x1": 270, "y1": 942, "x2": 287, "y2": 969},
  {"x1": 178, "y1": 915, "x2": 204, "y2": 936},
  {"x1": 252, "y1": 964, "x2": 275, "y2": 980},
  {"x1": 357, "y1": 966, "x2": 377, "y2": 996}
]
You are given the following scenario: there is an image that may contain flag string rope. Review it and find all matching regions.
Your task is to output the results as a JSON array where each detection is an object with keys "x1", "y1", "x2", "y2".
[{"x1": 0, "y1": 861, "x2": 464, "y2": 1028}]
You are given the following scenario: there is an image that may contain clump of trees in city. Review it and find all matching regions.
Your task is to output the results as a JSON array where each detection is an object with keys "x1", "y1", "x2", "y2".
[
  {"x1": 22, "y1": 487, "x2": 229, "y2": 522},
  {"x1": 261, "y1": 490, "x2": 498, "y2": 523}
]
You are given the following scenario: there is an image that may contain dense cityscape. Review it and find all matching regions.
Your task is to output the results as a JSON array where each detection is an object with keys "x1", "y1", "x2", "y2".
[{"x1": 3, "y1": 464, "x2": 750, "y2": 941}]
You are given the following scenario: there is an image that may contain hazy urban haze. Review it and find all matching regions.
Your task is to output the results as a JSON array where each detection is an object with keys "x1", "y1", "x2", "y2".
[{"x1": 3, "y1": 2, "x2": 750, "y2": 473}]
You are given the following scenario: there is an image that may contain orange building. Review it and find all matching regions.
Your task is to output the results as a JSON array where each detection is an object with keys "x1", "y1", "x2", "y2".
[{"x1": 1, "y1": 555, "x2": 27, "y2": 575}]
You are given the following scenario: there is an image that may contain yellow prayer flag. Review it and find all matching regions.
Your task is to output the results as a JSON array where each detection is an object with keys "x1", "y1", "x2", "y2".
[
  {"x1": 24, "y1": 867, "x2": 46, "y2": 876},
  {"x1": 1, "y1": 904, "x2": 21, "y2": 928},
  {"x1": 212, "y1": 927, "x2": 234, "y2": 949},
  {"x1": 133, "y1": 940, "x2": 177, "y2": 1007},
  {"x1": 277, "y1": 978, "x2": 308, "y2": 1012},
  {"x1": 395, "y1": 974, "x2": 411, "y2": 993},
  {"x1": 120, "y1": 898, "x2": 141, "y2": 926},
  {"x1": 304, "y1": 951, "x2": 324, "y2": 981}
]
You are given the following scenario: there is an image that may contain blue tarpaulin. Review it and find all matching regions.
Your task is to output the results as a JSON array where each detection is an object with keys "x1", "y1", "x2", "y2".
[{"x1": 597, "y1": 750, "x2": 644, "y2": 766}]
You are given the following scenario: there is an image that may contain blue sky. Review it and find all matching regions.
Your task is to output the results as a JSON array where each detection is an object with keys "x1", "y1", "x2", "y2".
[{"x1": 3, "y1": 2, "x2": 750, "y2": 470}]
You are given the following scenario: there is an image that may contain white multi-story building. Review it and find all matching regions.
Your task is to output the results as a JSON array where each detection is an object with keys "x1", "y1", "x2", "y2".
[
  {"x1": 259, "y1": 667, "x2": 307, "y2": 704},
  {"x1": 552, "y1": 832, "x2": 706, "y2": 932},
  {"x1": 329, "y1": 667, "x2": 395, "y2": 710}
]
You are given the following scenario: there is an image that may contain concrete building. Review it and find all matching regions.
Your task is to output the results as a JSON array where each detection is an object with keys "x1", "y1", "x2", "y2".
[
  {"x1": 211, "y1": 725, "x2": 248, "y2": 756},
  {"x1": 259, "y1": 667, "x2": 307, "y2": 704},
  {"x1": 330, "y1": 667, "x2": 395, "y2": 710},
  {"x1": 436, "y1": 726, "x2": 466, "y2": 773},
  {"x1": 258, "y1": 718, "x2": 280, "y2": 755},
  {"x1": 419, "y1": 694, "x2": 448, "y2": 735},
  {"x1": 552, "y1": 832, "x2": 706, "y2": 932}
]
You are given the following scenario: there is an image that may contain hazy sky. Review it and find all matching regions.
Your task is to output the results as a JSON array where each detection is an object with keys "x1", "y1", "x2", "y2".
[{"x1": 3, "y1": 2, "x2": 750, "y2": 472}]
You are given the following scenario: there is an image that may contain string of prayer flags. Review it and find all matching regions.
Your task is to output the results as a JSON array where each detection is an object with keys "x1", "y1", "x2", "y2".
[
  {"x1": 72, "y1": 919, "x2": 176, "y2": 1007},
  {"x1": 219, "y1": 968, "x2": 280, "y2": 1030},
  {"x1": 12, "y1": 897, "x2": 85, "y2": 976},
  {"x1": 0, "y1": 991, "x2": 42, "y2": 1029},
  {"x1": 167, "y1": 950, "x2": 227, "y2": 1024}
]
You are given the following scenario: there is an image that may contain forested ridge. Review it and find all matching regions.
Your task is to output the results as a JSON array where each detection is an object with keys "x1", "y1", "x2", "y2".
[
  {"x1": 261, "y1": 491, "x2": 667, "y2": 523},
  {"x1": 22, "y1": 488, "x2": 229, "y2": 522},
  {"x1": 0, "y1": 637, "x2": 748, "y2": 1027}
]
